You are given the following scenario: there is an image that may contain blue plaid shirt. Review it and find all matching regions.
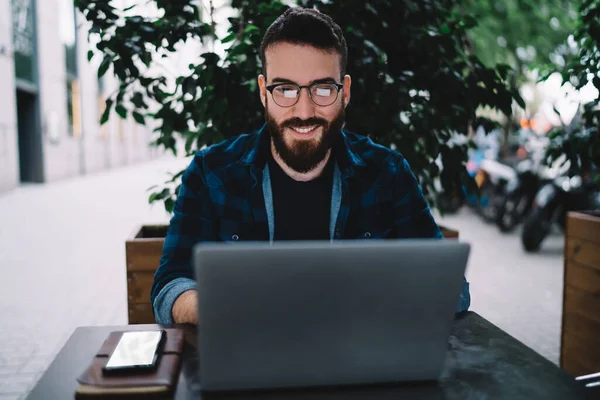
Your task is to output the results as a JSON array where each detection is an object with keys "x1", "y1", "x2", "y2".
[{"x1": 151, "y1": 125, "x2": 471, "y2": 323}]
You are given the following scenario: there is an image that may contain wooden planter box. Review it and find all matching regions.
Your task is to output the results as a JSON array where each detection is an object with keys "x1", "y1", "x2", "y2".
[
  {"x1": 441, "y1": 226, "x2": 459, "y2": 239},
  {"x1": 561, "y1": 211, "x2": 600, "y2": 376},
  {"x1": 125, "y1": 224, "x2": 459, "y2": 324},
  {"x1": 126, "y1": 225, "x2": 169, "y2": 324}
]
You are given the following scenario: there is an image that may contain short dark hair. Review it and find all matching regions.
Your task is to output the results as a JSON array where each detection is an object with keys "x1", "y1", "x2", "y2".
[{"x1": 260, "y1": 7, "x2": 348, "y2": 79}]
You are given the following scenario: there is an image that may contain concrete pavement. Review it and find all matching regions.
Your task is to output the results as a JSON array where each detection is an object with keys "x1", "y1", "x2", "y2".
[
  {"x1": 0, "y1": 155, "x2": 188, "y2": 399},
  {"x1": 0, "y1": 156, "x2": 566, "y2": 399}
]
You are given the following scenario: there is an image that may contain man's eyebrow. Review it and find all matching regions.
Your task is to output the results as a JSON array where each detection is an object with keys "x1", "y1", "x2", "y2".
[{"x1": 269, "y1": 77, "x2": 339, "y2": 85}]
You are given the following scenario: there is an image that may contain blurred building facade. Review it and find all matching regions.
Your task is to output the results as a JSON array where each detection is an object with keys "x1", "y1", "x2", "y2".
[{"x1": 0, "y1": 0, "x2": 161, "y2": 194}]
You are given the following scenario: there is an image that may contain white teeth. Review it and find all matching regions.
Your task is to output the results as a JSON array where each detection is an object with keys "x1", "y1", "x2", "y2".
[{"x1": 292, "y1": 126, "x2": 317, "y2": 134}]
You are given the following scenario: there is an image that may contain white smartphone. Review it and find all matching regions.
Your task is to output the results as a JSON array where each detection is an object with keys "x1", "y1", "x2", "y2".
[{"x1": 102, "y1": 330, "x2": 166, "y2": 374}]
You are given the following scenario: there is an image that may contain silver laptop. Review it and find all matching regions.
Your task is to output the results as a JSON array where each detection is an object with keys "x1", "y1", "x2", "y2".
[{"x1": 193, "y1": 239, "x2": 470, "y2": 392}]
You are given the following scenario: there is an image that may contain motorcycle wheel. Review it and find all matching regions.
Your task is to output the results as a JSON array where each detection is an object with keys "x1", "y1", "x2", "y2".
[
  {"x1": 437, "y1": 190, "x2": 464, "y2": 214},
  {"x1": 521, "y1": 208, "x2": 550, "y2": 252},
  {"x1": 496, "y1": 192, "x2": 529, "y2": 233},
  {"x1": 478, "y1": 183, "x2": 501, "y2": 222}
]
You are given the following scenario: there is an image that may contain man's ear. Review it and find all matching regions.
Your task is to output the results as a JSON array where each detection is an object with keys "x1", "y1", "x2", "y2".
[
  {"x1": 342, "y1": 75, "x2": 351, "y2": 108},
  {"x1": 258, "y1": 74, "x2": 267, "y2": 108}
]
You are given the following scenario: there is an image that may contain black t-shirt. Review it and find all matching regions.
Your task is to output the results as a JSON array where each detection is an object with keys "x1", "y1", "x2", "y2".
[{"x1": 269, "y1": 154, "x2": 334, "y2": 241}]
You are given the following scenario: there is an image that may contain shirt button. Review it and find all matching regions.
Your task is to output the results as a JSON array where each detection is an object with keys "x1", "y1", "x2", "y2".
[
  {"x1": 364, "y1": 232, "x2": 372, "y2": 238},
  {"x1": 232, "y1": 234, "x2": 239, "y2": 241}
]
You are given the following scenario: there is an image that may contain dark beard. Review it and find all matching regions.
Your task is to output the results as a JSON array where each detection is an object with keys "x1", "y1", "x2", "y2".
[{"x1": 265, "y1": 100, "x2": 345, "y2": 173}]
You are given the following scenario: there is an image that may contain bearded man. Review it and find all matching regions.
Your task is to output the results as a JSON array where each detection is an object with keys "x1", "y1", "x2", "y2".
[{"x1": 151, "y1": 7, "x2": 471, "y2": 324}]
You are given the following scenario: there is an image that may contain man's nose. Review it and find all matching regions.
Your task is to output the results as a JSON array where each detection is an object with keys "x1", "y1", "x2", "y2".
[{"x1": 292, "y1": 88, "x2": 316, "y2": 120}]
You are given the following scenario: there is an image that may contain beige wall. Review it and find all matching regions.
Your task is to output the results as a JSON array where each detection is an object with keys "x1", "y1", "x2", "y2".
[
  {"x1": 78, "y1": 12, "x2": 106, "y2": 176},
  {"x1": 36, "y1": 0, "x2": 80, "y2": 183},
  {"x1": 0, "y1": 0, "x2": 161, "y2": 194}
]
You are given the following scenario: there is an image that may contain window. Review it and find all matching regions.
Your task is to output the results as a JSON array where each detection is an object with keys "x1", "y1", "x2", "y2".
[
  {"x1": 60, "y1": 0, "x2": 77, "y2": 78},
  {"x1": 59, "y1": 0, "x2": 81, "y2": 137},
  {"x1": 11, "y1": 0, "x2": 36, "y2": 84}
]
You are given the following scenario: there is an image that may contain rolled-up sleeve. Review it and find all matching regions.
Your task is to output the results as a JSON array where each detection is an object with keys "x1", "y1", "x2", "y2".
[
  {"x1": 153, "y1": 277, "x2": 197, "y2": 324},
  {"x1": 151, "y1": 154, "x2": 217, "y2": 323}
]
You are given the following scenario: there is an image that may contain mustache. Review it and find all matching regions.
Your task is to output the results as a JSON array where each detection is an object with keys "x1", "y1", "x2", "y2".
[{"x1": 281, "y1": 117, "x2": 328, "y2": 129}]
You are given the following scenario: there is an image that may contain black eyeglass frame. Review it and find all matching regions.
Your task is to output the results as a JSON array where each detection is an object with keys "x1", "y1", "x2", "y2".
[{"x1": 265, "y1": 82, "x2": 345, "y2": 107}]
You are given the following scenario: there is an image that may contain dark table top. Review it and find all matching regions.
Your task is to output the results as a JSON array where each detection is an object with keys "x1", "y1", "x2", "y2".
[{"x1": 26, "y1": 312, "x2": 592, "y2": 400}]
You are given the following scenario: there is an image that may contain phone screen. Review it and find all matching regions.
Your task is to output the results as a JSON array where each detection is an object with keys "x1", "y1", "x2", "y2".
[{"x1": 104, "y1": 330, "x2": 164, "y2": 370}]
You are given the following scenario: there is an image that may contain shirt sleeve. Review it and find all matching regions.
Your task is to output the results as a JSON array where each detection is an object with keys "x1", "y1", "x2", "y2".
[
  {"x1": 151, "y1": 154, "x2": 218, "y2": 323},
  {"x1": 393, "y1": 157, "x2": 471, "y2": 313},
  {"x1": 152, "y1": 277, "x2": 197, "y2": 324}
]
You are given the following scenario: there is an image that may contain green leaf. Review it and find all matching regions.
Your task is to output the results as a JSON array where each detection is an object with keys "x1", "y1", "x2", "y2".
[
  {"x1": 169, "y1": 170, "x2": 185, "y2": 182},
  {"x1": 140, "y1": 51, "x2": 153, "y2": 68},
  {"x1": 183, "y1": 76, "x2": 197, "y2": 96},
  {"x1": 98, "y1": 54, "x2": 111, "y2": 78},
  {"x1": 221, "y1": 32, "x2": 236, "y2": 43},
  {"x1": 131, "y1": 92, "x2": 146, "y2": 109},
  {"x1": 164, "y1": 198, "x2": 175, "y2": 214},
  {"x1": 461, "y1": 15, "x2": 478, "y2": 30},
  {"x1": 100, "y1": 99, "x2": 113, "y2": 125},
  {"x1": 553, "y1": 106, "x2": 562, "y2": 118},
  {"x1": 201, "y1": 52, "x2": 220, "y2": 65},
  {"x1": 148, "y1": 188, "x2": 170, "y2": 204},
  {"x1": 148, "y1": 192, "x2": 159, "y2": 204},
  {"x1": 115, "y1": 104, "x2": 127, "y2": 119},
  {"x1": 511, "y1": 88, "x2": 526, "y2": 110},
  {"x1": 87, "y1": 50, "x2": 94, "y2": 62},
  {"x1": 495, "y1": 64, "x2": 512, "y2": 80},
  {"x1": 132, "y1": 111, "x2": 145, "y2": 125},
  {"x1": 185, "y1": 132, "x2": 196, "y2": 154}
]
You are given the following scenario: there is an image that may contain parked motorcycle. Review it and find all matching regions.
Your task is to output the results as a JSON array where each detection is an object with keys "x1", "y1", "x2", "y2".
[
  {"x1": 495, "y1": 160, "x2": 540, "y2": 232},
  {"x1": 473, "y1": 158, "x2": 516, "y2": 222},
  {"x1": 495, "y1": 135, "x2": 551, "y2": 232},
  {"x1": 433, "y1": 133, "x2": 471, "y2": 214},
  {"x1": 521, "y1": 171, "x2": 600, "y2": 252}
]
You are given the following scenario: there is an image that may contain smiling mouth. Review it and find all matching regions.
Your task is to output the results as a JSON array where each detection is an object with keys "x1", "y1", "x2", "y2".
[{"x1": 289, "y1": 125, "x2": 319, "y2": 135}]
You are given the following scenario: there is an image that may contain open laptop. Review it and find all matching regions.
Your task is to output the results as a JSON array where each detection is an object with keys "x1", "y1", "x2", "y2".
[{"x1": 193, "y1": 239, "x2": 470, "y2": 392}]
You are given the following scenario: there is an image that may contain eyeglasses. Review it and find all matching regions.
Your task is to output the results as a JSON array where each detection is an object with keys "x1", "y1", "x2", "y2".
[{"x1": 266, "y1": 82, "x2": 344, "y2": 107}]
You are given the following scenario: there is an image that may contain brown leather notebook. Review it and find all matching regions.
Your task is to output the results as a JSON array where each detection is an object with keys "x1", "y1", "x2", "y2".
[{"x1": 75, "y1": 328, "x2": 184, "y2": 399}]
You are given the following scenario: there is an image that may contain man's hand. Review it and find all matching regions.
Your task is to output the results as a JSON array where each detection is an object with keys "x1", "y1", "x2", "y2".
[{"x1": 172, "y1": 289, "x2": 198, "y2": 324}]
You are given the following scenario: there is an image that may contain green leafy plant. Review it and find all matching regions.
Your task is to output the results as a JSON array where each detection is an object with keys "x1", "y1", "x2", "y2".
[
  {"x1": 544, "y1": 0, "x2": 600, "y2": 180},
  {"x1": 467, "y1": 0, "x2": 578, "y2": 84},
  {"x1": 76, "y1": 0, "x2": 524, "y2": 214},
  {"x1": 465, "y1": 0, "x2": 579, "y2": 155}
]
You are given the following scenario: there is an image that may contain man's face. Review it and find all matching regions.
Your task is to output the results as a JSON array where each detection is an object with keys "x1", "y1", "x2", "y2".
[{"x1": 258, "y1": 42, "x2": 351, "y2": 173}]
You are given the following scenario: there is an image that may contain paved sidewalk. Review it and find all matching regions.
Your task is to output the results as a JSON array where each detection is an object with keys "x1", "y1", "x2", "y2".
[
  {"x1": 0, "y1": 156, "x2": 188, "y2": 399},
  {"x1": 0, "y1": 156, "x2": 566, "y2": 399}
]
